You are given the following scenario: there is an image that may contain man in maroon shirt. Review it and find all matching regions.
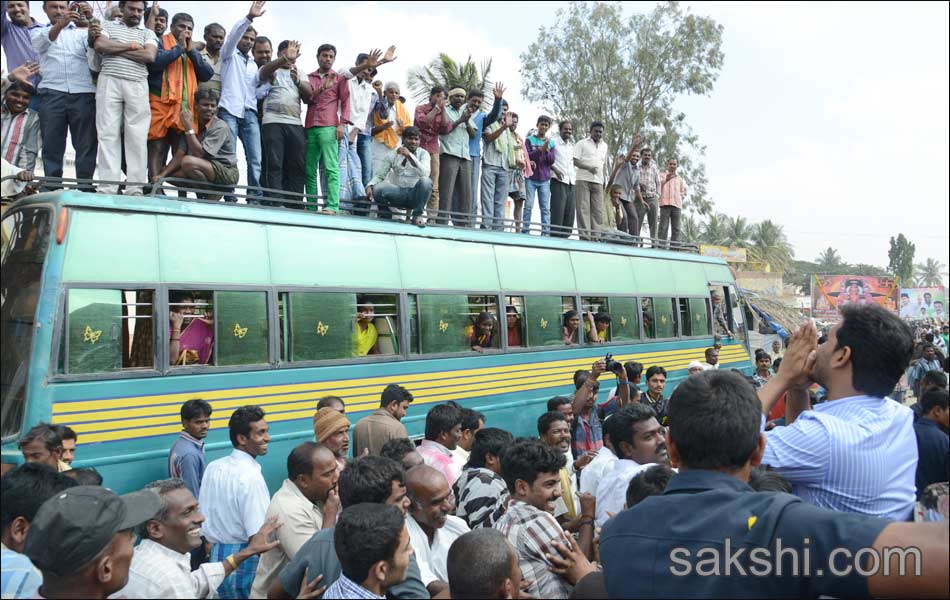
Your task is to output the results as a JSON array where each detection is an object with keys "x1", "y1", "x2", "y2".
[
  {"x1": 413, "y1": 86, "x2": 451, "y2": 220},
  {"x1": 303, "y1": 43, "x2": 350, "y2": 213}
]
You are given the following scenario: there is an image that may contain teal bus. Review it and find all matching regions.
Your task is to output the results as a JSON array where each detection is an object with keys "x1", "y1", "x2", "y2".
[{"x1": 0, "y1": 192, "x2": 752, "y2": 493}]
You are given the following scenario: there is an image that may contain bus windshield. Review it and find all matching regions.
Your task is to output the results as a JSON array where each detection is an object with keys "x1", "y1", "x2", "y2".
[{"x1": 1, "y1": 206, "x2": 52, "y2": 440}]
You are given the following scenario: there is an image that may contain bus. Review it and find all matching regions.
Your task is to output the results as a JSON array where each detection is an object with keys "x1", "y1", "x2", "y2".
[{"x1": 1, "y1": 191, "x2": 752, "y2": 493}]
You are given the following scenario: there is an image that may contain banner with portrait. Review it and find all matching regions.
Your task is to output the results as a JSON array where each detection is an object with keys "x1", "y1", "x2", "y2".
[
  {"x1": 899, "y1": 286, "x2": 946, "y2": 320},
  {"x1": 810, "y1": 275, "x2": 899, "y2": 320}
]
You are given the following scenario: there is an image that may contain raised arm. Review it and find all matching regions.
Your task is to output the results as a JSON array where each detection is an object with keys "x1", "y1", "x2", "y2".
[
  {"x1": 222, "y1": 1, "x2": 265, "y2": 62},
  {"x1": 257, "y1": 40, "x2": 298, "y2": 83},
  {"x1": 572, "y1": 360, "x2": 605, "y2": 417}
]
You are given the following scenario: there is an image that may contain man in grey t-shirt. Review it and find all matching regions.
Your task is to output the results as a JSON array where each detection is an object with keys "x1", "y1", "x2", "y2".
[
  {"x1": 153, "y1": 88, "x2": 238, "y2": 199},
  {"x1": 257, "y1": 39, "x2": 307, "y2": 204}
]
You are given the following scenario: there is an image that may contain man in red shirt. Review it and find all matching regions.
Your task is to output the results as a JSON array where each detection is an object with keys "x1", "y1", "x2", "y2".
[
  {"x1": 303, "y1": 43, "x2": 350, "y2": 214},
  {"x1": 413, "y1": 86, "x2": 451, "y2": 220}
]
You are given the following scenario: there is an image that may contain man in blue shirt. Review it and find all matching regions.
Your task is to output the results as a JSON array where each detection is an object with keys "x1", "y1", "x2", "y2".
[
  {"x1": 466, "y1": 83, "x2": 504, "y2": 221},
  {"x1": 914, "y1": 388, "x2": 949, "y2": 498},
  {"x1": 1, "y1": 463, "x2": 77, "y2": 599},
  {"x1": 600, "y1": 370, "x2": 948, "y2": 599},
  {"x1": 909, "y1": 343, "x2": 943, "y2": 400},
  {"x1": 168, "y1": 398, "x2": 212, "y2": 499},
  {"x1": 758, "y1": 305, "x2": 918, "y2": 520}
]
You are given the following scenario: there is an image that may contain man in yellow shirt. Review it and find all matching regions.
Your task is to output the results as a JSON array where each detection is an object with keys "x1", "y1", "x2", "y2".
[{"x1": 353, "y1": 301, "x2": 379, "y2": 356}]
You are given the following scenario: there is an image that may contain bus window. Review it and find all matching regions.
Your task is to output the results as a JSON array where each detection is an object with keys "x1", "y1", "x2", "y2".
[
  {"x1": 504, "y1": 296, "x2": 525, "y2": 348},
  {"x1": 62, "y1": 289, "x2": 155, "y2": 374},
  {"x1": 283, "y1": 292, "x2": 356, "y2": 362},
  {"x1": 355, "y1": 294, "x2": 400, "y2": 356},
  {"x1": 581, "y1": 296, "x2": 610, "y2": 343},
  {"x1": 652, "y1": 297, "x2": 678, "y2": 338},
  {"x1": 410, "y1": 294, "x2": 497, "y2": 354},
  {"x1": 215, "y1": 291, "x2": 268, "y2": 366},
  {"x1": 641, "y1": 298, "x2": 656, "y2": 339},
  {"x1": 688, "y1": 297, "x2": 711, "y2": 337},
  {"x1": 678, "y1": 299, "x2": 691, "y2": 336},
  {"x1": 466, "y1": 295, "x2": 501, "y2": 353},
  {"x1": 169, "y1": 291, "x2": 215, "y2": 366},
  {"x1": 523, "y1": 296, "x2": 575, "y2": 347},
  {"x1": 610, "y1": 297, "x2": 640, "y2": 342},
  {"x1": 1, "y1": 206, "x2": 51, "y2": 438}
]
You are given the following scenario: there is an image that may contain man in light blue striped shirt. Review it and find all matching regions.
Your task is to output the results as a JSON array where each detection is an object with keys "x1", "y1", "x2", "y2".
[{"x1": 758, "y1": 305, "x2": 918, "y2": 521}]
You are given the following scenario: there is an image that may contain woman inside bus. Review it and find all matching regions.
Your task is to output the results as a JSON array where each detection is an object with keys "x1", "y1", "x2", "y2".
[
  {"x1": 562, "y1": 310, "x2": 599, "y2": 345},
  {"x1": 169, "y1": 292, "x2": 214, "y2": 365},
  {"x1": 470, "y1": 312, "x2": 496, "y2": 352},
  {"x1": 353, "y1": 299, "x2": 380, "y2": 356},
  {"x1": 506, "y1": 305, "x2": 523, "y2": 347}
]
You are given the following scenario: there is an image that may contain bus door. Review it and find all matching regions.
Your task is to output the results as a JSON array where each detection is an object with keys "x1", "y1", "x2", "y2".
[{"x1": 707, "y1": 283, "x2": 749, "y2": 350}]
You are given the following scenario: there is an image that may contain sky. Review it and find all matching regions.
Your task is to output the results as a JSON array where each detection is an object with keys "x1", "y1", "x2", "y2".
[{"x1": 9, "y1": 1, "x2": 949, "y2": 280}]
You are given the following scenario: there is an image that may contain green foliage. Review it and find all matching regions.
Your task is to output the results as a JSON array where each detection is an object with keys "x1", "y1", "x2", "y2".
[
  {"x1": 815, "y1": 247, "x2": 846, "y2": 273},
  {"x1": 914, "y1": 258, "x2": 948, "y2": 287},
  {"x1": 887, "y1": 234, "x2": 915, "y2": 285},
  {"x1": 749, "y1": 220, "x2": 794, "y2": 273},
  {"x1": 520, "y1": 1, "x2": 724, "y2": 217},
  {"x1": 407, "y1": 54, "x2": 493, "y2": 104}
]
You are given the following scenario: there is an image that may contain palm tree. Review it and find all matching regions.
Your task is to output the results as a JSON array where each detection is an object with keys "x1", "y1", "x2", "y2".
[
  {"x1": 815, "y1": 247, "x2": 846, "y2": 273},
  {"x1": 407, "y1": 54, "x2": 493, "y2": 104},
  {"x1": 750, "y1": 220, "x2": 794, "y2": 273},
  {"x1": 723, "y1": 216, "x2": 753, "y2": 248},
  {"x1": 700, "y1": 213, "x2": 730, "y2": 246},
  {"x1": 681, "y1": 215, "x2": 704, "y2": 245},
  {"x1": 913, "y1": 258, "x2": 948, "y2": 287}
]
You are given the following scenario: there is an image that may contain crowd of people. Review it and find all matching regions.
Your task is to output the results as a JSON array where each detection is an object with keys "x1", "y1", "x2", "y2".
[
  {"x1": 2, "y1": 304, "x2": 948, "y2": 599},
  {"x1": 2, "y1": 0, "x2": 689, "y2": 245}
]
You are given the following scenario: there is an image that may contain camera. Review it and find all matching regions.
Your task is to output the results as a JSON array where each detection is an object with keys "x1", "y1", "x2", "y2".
[{"x1": 604, "y1": 353, "x2": 623, "y2": 375}]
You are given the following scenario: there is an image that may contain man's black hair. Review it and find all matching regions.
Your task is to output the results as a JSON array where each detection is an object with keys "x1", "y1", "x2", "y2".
[
  {"x1": 142, "y1": 4, "x2": 165, "y2": 18},
  {"x1": 380, "y1": 438, "x2": 417, "y2": 465},
  {"x1": 500, "y1": 438, "x2": 565, "y2": 493},
  {"x1": 424, "y1": 403, "x2": 462, "y2": 441},
  {"x1": 51, "y1": 424, "x2": 77, "y2": 442},
  {"x1": 466, "y1": 428, "x2": 513, "y2": 470},
  {"x1": 204, "y1": 22, "x2": 225, "y2": 35},
  {"x1": 17, "y1": 423, "x2": 62, "y2": 452},
  {"x1": 278, "y1": 39, "x2": 292, "y2": 53},
  {"x1": 460, "y1": 408, "x2": 485, "y2": 432},
  {"x1": 448, "y1": 528, "x2": 514, "y2": 599},
  {"x1": 317, "y1": 43, "x2": 336, "y2": 55},
  {"x1": 747, "y1": 466, "x2": 792, "y2": 493},
  {"x1": 316, "y1": 395, "x2": 345, "y2": 411},
  {"x1": 624, "y1": 361, "x2": 644, "y2": 380},
  {"x1": 254, "y1": 36, "x2": 272, "y2": 48},
  {"x1": 536, "y1": 411, "x2": 567, "y2": 437},
  {"x1": 645, "y1": 365, "x2": 667, "y2": 380},
  {"x1": 381, "y1": 384, "x2": 413, "y2": 408},
  {"x1": 467, "y1": 89, "x2": 485, "y2": 100},
  {"x1": 4, "y1": 80, "x2": 34, "y2": 96},
  {"x1": 594, "y1": 312, "x2": 612, "y2": 325},
  {"x1": 667, "y1": 370, "x2": 762, "y2": 470},
  {"x1": 590, "y1": 120, "x2": 604, "y2": 130},
  {"x1": 170, "y1": 12, "x2": 192, "y2": 26},
  {"x1": 338, "y1": 456, "x2": 404, "y2": 508},
  {"x1": 921, "y1": 370, "x2": 948, "y2": 392},
  {"x1": 546, "y1": 396, "x2": 571, "y2": 412},
  {"x1": 64, "y1": 467, "x2": 103, "y2": 486},
  {"x1": 429, "y1": 85, "x2": 447, "y2": 98},
  {"x1": 705, "y1": 347, "x2": 717, "y2": 359},
  {"x1": 228, "y1": 405, "x2": 265, "y2": 447},
  {"x1": 181, "y1": 398, "x2": 212, "y2": 421},
  {"x1": 836, "y1": 304, "x2": 914, "y2": 397},
  {"x1": 287, "y1": 441, "x2": 324, "y2": 481},
  {"x1": 402, "y1": 125, "x2": 421, "y2": 138},
  {"x1": 572, "y1": 368, "x2": 588, "y2": 389},
  {"x1": 604, "y1": 404, "x2": 657, "y2": 453},
  {"x1": 920, "y1": 388, "x2": 949, "y2": 414},
  {"x1": 625, "y1": 464, "x2": 673, "y2": 508},
  {"x1": 537, "y1": 114, "x2": 552, "y2": 125},
  {"x1": 558, "y1": 119, "x2": 572, "y2": 129},
  {"x1": 901, "y1": 293, "x2": 910, "y2": 299},
  {"x1": 335, "y1": 504, "x2": 405, "y2": 584},
  {"x1": 195, "y1": 88, "x2": 220, "y2": 104},
  {"x1": 1, "y1": 463, "x2": 77, "y2": 531}
]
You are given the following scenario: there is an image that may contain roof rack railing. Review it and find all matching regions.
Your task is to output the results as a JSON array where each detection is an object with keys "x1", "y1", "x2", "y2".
[{"x1": 1, "y1": 175, "x2": 700, "y2": 253}]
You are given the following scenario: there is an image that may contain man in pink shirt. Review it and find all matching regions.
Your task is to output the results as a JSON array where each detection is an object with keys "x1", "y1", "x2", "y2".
[
  {"x1": 658, "y1": 157, "x2": 687, "y2": 247},
  {"x1": 417, "y1": 403, "x2": 463, "y2": 488},
  {"x1": 303, "y1": 43, "x2": 350, "y2": 214},
  {"x1": 413, "y1": 86, "x2": 451, "y2": 220}
]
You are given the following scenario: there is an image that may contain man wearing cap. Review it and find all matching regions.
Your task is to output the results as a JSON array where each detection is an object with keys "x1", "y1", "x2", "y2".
[
  {"x1": 313, "y1": 406, "x2": 351, "y2": 469},
  {"x1": 353, "y1": 384, "x2": 414, "y2": 456},
  {"x1": 687, "y1": 360, "x2": 704, "y2": 376},
  {"x1": 23, "y1": 485, "x2": 162, "y2": 600},
  {"x1": 198, "y1": 405, "x2": 271, "y2": 599},
  {"x1": 119, "y1": 478, "x2": 280, "y2": 599}
]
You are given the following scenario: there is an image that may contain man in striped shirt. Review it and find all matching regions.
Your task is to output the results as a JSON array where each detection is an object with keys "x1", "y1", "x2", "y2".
[
  {"x1": 90, "y1": 0, "x2": 158, "y2": 195},
  {"x1": 758, "y1": 305, "x2": 918, "y2": 520}
]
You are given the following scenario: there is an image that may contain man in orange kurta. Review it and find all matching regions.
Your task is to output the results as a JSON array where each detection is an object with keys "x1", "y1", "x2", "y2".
[{"x1": 146, "y1": 12, "x2": 214, "y2": 183}]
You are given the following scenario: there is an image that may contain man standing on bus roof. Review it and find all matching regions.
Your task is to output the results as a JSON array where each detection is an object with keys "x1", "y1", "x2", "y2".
[
  {"x1": 198, "y1": 405, "x2": 273, "y2": 599},
  {"x1": 572, "y1": 121, "x2": 610, "y2": 241}
]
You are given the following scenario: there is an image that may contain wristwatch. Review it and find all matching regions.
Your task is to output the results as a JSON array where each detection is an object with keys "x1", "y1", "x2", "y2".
[{"x1": 185, "y1": 129, "x2": 196, "y2": 136}]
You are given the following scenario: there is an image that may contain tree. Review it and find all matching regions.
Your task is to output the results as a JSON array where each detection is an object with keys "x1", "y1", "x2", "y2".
[
  {"x1": 785, "y1": 260, "x2": 820, "y2": 293},
  {"x1": 749, "y1": 220, "x2": 794, "y2": 273},
  {"x1": 914, "y1": 258, "x2": 948, "y2": 287},
  {"x1": 815, "y1": 247, "x2": 847, "y2": 273},
  {"x1": 520, "y1": 1, "x2": 724, "y2": 216},
  {"x1": 887, "y1": 234, "x2": 915, "y2": 285},
  {"x1": 723, "y1": 215, "x2": 753, "y2": 248},
  {"x1": 681, "y1": 215, "x2": 704, "y2": 244},
  {"x1": 700, "y1": 213, "x2": 730, "y2": 246},
  {"x1": 407, "y1": 54, "x2": 493, "y2": 104}
]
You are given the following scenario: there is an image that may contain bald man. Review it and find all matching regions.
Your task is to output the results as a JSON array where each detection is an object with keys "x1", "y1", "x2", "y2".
[{"x1": 405, "y1": 465, "x2": 470, "y2": 597}]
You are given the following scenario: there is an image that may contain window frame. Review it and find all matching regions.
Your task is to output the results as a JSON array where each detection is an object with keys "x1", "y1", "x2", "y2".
[
  {"x1": 680, "y1": 294, "x2": 713, "y2": 338},
  {"x1": 577, "y1": 294, "x2": 647, "y2": 347},
  {"x1": 406, "y1": 290, "x2": 506, "y2": 359},
  {"x1": 503, "y1": 292, "x2": 581, "y2": 353},
  {"x1": 641, "y1": 295, "x2": 681, "y2": 342}
]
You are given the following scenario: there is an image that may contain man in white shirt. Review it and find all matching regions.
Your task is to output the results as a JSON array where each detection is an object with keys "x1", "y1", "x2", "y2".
[
  {"x1": 405, "y1": 465, "x2": 470, "y2": 598},
  {"x1": 701, "y1": 347, "x2": 720, "y2": 370},
  {"x1": 579, "y1": 439, "x2": 617, "y2": 496},
  {"x1": 450, "y1": 408, "x2": 484, "y2": 474},
  {"x1": 572, "y1": 120, "x2": 610, "y2": 240},
  {"x1": 550, "y1": 120, "x2": 576, "y2": 238},
  {"x1": 119, "y1": 478, "x2": 279, "y2": 599},
  {"x1": 367, "y1": 125, "x2": 431, "y2": 227},
  {"x1": 595, "y1": 404, "x2": 670, "y2": 527},
  {"x1": 250, "y1": 442, "x2": 341, "y2": 599},
  {"x1": 198, "y1": 405, "x2": 272, "y2": 599}
]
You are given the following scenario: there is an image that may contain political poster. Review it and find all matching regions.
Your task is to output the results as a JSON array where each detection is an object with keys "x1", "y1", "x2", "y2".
[
  {"x1": 899, "y1": 286, "x2": 946, "y2": 320},
  {"x1": 810, "y1": 275, "x2": 899, "y2": 321}
]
